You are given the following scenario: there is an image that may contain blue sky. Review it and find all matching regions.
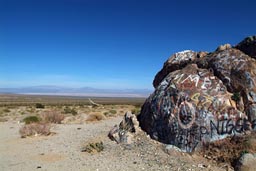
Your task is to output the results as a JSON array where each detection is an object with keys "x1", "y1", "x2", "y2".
[{"x1": 1, "y1": 0, "x2": 255, "y2": 89}]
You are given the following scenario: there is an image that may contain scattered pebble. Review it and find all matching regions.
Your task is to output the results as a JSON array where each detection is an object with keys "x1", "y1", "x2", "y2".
[{"x1": 197, "y1": 163, "x2": 207, "y2": 168}]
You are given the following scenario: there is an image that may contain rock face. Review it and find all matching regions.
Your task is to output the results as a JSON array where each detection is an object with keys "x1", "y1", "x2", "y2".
[
  {"x1": 236, "y1": 36, "x2": 256, "y2": 59},
  {"x1": 138, "y1": 36, "x2": 256, "y2": 152},
  {"x1": 153, "y1": 50, "x2": 208, "y2": 88}
]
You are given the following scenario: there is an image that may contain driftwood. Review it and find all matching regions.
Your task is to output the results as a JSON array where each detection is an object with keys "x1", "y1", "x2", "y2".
[{"x1": 88, "y1": 98, "x2": 102, "y2": 107}]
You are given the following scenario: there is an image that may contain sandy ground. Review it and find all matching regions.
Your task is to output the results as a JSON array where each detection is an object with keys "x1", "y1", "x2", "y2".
[{"x1": 0, "y1": 116, "x2": 228, "y2": 171}]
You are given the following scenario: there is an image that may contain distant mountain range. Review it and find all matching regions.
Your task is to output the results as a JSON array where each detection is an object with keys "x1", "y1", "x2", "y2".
[{"x1": 0, "y1": 86, "x2": 152, "y2": 97}]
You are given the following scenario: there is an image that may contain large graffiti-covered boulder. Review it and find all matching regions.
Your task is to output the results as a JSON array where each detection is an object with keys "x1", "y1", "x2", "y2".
[
  {"x1": 137, "y1": 37, "x2": 256, "y2": 152},
  {"x1": 139, "y1": 63, "x2": 251, "y2": 152}
]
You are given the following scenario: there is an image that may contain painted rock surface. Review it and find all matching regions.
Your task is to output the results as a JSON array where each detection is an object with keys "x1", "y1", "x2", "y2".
[{"x1": 138, "y1": 36, "x2": 256, "y2": 152}]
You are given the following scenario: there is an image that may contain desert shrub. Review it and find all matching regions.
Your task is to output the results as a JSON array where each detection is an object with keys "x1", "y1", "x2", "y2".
[
  {"x1": 42, "y1": 110, "x2": 64, "y2": 124},
  {"x1": 23, "y1": 116, "x2": 41, "y2": 124},
  {"x1": 63, "y1": 106, "x2": 78, "y2": 115},
  {"x1": 19, "y1": 123, "x2": 51, "y2": 138},
  {"x1": 3, "y1": 108, "x2": 11, "y2": 113},
  {"x1": 0, "y1": 118, "x2": 8, "y2": 122},
  {"x1": 81, "y1": 141, "x2": 104, "y2": 153},
  {"x1": 134, "y1": 104, "x2": 142, "y2": 108},
  {"x1": 35, "y1": 103, "x2": 45, "y2": 109},
  {"x1": 26, "y1": 107, "x2": 35, "y2": 113},
  {"x1": 109, "y1": 109, "x2": 117, "y2": 114},
  {"x1": 104, "y1": 109, "x2": 117, "y2": 117},
  {"x1": 131, "y1": 107, "x2": 141, "y2": 115},
  {"x1": 86, "y1": 113, "x2": 106, "y2": 121},
  {"x1": 103, "y1": 111, "x2": 109, "y2": 116}
]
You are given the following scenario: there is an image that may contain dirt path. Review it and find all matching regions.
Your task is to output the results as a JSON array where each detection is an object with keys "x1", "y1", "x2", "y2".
[{"x1": 0, "y1": 117, "x2": 226, "y2": 171}]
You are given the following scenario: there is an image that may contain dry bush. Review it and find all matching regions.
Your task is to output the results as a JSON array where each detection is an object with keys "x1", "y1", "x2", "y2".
[
  {"x1": 42, "y1": 110, "x2": 64, "y2": 124},
  {"x1": 86, "y1": 113, "x2": 106, "y2": 121},
  {"x1": 3, "y1": 108, "x2": 11, "y2": 113},
  {"x1": 19, "y1": 123, "x2": 51, "y2": 138},
  {"x1": 81, "y1": 141, "x2": 104, "y2": 153},
  {"x1": 109, "y1": 109, "x2": 117, "y2": 114},
  {"x1": 26, "y1": 107, "x2": 36, "y2": 113},
  {"x1": 63, "y1": 106, "x2": 78, "y2": 115},
  {"x1": 23, "y1": 115, "x2": 41, "y2": 124},
  {"x1": 0, "y1": 118, "x2": 8, "y2": 122},
  {"x1": 35, "y1": 103, "x2": 45, "y2": 109},
  {"x1": 131, "y1": 105, "x2": 141, "y2": 115},
  {"x1": 200, "y1": 132, "x2": 256, "y2": 166},
  {"x1": 0, "y1": 110, "x2": 4, "y2": 116},
  {"x1": 104, "y1": 109, "x2": 117, "y2": 117}
]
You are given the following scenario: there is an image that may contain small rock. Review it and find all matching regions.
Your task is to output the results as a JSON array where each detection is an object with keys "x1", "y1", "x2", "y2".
[
  {"x1": 235, "y1": 153, "x2": 256, "y2": 171},
  {"x1": 197, "y1": 164, "x2": 207, "y2": 168},
  {"x1": 216, "y1": 43, "x2": 232, "y2": 51}
]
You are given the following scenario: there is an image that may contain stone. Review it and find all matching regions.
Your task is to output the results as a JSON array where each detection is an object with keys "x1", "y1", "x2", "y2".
[
  {"x1": 108, "y1": 111, "x2": 141, "y2": 144},
  {"x1": 216, "y1": 44, "x2": 232, "y2": 51},
  {"x1": 138, "y1": 64, "x2": 248, "y2": 152},
  {"x1": 246, "y1": 104, "x2": 256, "y2": 127},
  {"x1": 138, "y1": 37, "x2": 256, "y2": 152},
  {"x1": 235, "y1": 153, "x2": 256, "y2": 171},
  {"x1": 236, "y1": 35, "x2": 256, "y2": 59}
]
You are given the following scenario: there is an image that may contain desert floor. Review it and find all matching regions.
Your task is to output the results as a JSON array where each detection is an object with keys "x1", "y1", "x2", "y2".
[{"x1": 0, "y1": 96, "x2": 231, "y2": 171}]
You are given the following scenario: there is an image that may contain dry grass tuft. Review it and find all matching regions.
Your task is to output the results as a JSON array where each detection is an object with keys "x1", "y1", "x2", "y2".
[
  {"x1": 86, "y1": 113, "x2": 106, "y2": 121},
  {"x1": 19, "y1": 123, "x2": 51, "y2": 138},
  {"x1": 42, "y1": 110, "x2": 65, "y2": 124}
]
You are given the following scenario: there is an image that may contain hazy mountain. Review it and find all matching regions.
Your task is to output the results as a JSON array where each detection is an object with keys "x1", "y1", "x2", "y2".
[{"x1": 0, "y1": 86, "x2": 152, "y2": 97}]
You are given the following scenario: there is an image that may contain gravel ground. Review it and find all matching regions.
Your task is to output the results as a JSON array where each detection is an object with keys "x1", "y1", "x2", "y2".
[{"x1": 0, "y1": 117, "x2": 228, "y2": 171}]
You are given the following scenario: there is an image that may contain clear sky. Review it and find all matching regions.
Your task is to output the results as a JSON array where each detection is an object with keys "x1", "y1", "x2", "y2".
[{"x1": 1, "y1": 0, "x2": 255, "y2": 89}]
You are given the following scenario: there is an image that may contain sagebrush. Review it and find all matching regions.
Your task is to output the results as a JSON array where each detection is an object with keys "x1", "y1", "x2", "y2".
[
  {"x1": 19, "y1": 123, "x2": 51, "y2": 138},
  {"x1": 23, "y1": 116, "x2": 41, "y2": 124},
  {"x1": 42, "y1": 110, "x2": 64, "y2": 124},
  {"x1": 86, "y1": 113, "x2": 106, "y2": 121}
]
